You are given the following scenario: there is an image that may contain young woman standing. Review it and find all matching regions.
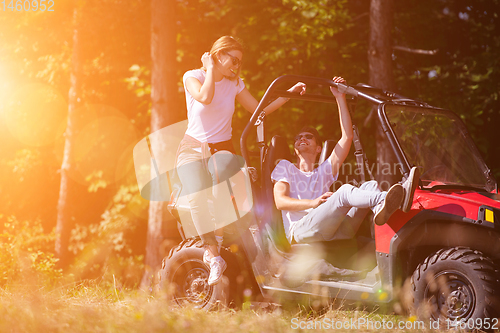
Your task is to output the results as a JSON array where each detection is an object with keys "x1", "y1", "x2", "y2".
[{"x1": 176, "y1": 36, "x2": 305, "y2": 285}]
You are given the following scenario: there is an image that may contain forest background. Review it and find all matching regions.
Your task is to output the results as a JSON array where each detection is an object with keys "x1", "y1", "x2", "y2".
[{"x1": 0, "y1": 0, "x2": 499, "y2": 291}]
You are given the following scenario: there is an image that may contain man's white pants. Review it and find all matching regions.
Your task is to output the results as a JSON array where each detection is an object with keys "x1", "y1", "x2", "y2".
[{"x1": 291, "y1": 180, "x2": 386, "y2": 243}]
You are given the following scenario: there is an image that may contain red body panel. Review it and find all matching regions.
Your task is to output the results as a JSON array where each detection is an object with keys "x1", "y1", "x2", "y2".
[{"x1": 375, "y1": 188, "x2": 500, "y2": 253}]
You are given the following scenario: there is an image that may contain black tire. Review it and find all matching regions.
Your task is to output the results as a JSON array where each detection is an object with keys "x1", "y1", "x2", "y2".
[
  {"x1": 157, "y1": 238, "x2": 230, "y2": 310},
  {"x1": 410, "y1": 247, "x2": 499, "y2": 327}
]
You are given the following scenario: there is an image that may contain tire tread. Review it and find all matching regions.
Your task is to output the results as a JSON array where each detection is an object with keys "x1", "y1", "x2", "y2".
[{"x1": 410, "y1": 247, "x2": 499, "y2": 320}]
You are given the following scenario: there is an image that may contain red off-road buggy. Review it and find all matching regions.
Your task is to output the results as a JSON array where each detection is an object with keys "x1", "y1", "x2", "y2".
[{"x1": 156, "y1": 75, "x2": 500, "y2": 327}]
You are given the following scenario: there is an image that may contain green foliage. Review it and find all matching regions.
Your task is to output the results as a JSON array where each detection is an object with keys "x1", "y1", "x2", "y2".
[
  {"x1": 124, "y1": 64, "x2": 153, "y2": 136},
  {"x1": 0, "y1": 0, "x2": 152, "y2": 247},
  {"x1": 221, "y1": 0, "x2": 365, "y2": 146},
  {"x1": 68, "y1": 185, "x2": 146, "y2": 286},
  {"x1": 0, "y1": 215, "x2": 62, "y2": 286},
  {"x1": 393, "y1": 0, "x2": 500, "y2": 178}
]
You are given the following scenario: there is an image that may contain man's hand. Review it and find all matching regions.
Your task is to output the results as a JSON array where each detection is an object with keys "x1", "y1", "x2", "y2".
[
  {"x1": 329, "y1": 76, "x2": 346, "y2": 99},
  {"x1": 311, "y1": 192, "x2": 333, "y2": 208}
]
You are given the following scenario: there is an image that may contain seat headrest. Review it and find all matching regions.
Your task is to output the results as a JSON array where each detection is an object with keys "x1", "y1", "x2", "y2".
[
  {"x1": 265, "y1": 135, "x2": 293, "y2": 168},
  {"x1": 318, "y1": 139, "x2": 336, "y2": 165}
]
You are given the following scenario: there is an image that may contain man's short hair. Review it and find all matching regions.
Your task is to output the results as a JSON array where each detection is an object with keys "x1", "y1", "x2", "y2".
[{"x1": 297, "y1": 126, "x2": 322, "y2": 146}]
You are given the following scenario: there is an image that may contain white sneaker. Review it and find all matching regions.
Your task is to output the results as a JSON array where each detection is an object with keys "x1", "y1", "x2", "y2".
[
  {"x1": 374, "y1": 183, "x2": 404, "y2": 226},
  {"x1": 203, "y1": 249, "x2": 211, "y2": 265},
  {"x1": 203, "y1": 237, "x2": 223, "y2": 265},
  {"x1": 208, "y1": 256, "x2": 227, "y2": 286},
  {"x1": 401, "y1": 166, "x2": 420, "y2": 213}
]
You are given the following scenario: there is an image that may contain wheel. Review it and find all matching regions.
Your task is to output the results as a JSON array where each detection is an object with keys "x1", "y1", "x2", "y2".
[
  {"x1": 157, "y1": 238, "x2": 229, "y2": 310},
  {"x1": 410, "y1": 247, "x2": 499, "y2": 327}
]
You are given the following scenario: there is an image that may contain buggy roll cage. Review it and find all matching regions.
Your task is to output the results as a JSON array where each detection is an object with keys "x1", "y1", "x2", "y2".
[
  {"x1": 239, "y1": 74, "x2": 428, "y2": 179},
  {"x1": 240, "y1": 75, "x2": 497, "y2": 193}
]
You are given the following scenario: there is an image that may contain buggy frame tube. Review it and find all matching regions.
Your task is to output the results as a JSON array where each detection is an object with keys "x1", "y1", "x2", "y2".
[
  {"x1": 378, "y1": 104, "x2": 412, "y2": 175},
  {"x1": 240, "y1": 75, "x2": 388, "y2": 166}
]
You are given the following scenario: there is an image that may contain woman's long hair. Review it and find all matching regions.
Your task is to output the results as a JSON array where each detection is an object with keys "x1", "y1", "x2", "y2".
[{"x1": 202, "y1": 36, "x2": 243, "y2": 82}]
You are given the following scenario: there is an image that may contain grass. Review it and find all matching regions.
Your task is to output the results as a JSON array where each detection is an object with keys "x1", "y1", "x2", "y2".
[
  {"x1": 0, "y1": 282, "x2": 289, "y2": 333},
  {"x1": 0, "y1": 213, "x2": 444, "y2": 332},
  {"x1": 0, "y1": 280, "x2": 449, "y2": 333}
]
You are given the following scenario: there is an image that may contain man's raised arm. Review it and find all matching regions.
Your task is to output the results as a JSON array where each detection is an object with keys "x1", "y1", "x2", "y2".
[{"x1": 328, "y1": 77, "x2": 353, "y2": 178}]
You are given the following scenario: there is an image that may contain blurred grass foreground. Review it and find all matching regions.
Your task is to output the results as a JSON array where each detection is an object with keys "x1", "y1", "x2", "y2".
[
  {"x1": 0, "y1": 283, "x2": 284, "y2": 333},
  {"x1": 0, "y1": 215, "x2": 446, "y2": 332},
  {"x1": 0, "y1": 283, "x2": 439, "y2": 333}
]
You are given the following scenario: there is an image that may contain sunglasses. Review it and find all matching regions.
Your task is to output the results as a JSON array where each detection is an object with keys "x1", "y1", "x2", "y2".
[
  {"x1": 294, "y1": 134, "x2": 315, "y2": 141},
  {"x1": 224, "y1": 51, "x2": 241, "y2": 67}
]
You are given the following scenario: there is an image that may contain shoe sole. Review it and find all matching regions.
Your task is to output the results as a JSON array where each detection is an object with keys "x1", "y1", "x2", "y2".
[
  {"x1": 374, "y1": 184, "x2": 404, "y2": 226},
  {"x1": 402, "y1": 167, "x2": 420, "y2": 213},
  {"x1": 208, "y1": 260, "x2": 227, "y2": 286}
]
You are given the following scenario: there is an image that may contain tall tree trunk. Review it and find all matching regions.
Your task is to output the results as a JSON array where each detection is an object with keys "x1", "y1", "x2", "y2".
[
  {"x1": 55, "y1": 1, "x2": 85, "y2": 267},
  {"x1": 140, "y1": 0, "x2": 181, "y2": 290},
  {"x1": 368, "y1": 0, "x2": 397, "y2": 189},
  {"x1": 368, "y1": 0, "x2": 395, "y2": 91}
]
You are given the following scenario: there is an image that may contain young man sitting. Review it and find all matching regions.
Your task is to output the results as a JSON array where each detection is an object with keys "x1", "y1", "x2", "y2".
[{"x1": 271, "y1": 77, "x2": 419, "y2": 244}]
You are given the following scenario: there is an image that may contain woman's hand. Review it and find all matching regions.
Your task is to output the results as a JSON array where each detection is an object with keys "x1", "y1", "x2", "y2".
[
  {"x1": 329, "y1": 76, "x2": 346, "y2": 99},
  {"x1": 287, "y1": 82, "x2": 307, "y2": 96},
  {"x1": 201, "y1": 52, "x2": 215, "y2": 70}
]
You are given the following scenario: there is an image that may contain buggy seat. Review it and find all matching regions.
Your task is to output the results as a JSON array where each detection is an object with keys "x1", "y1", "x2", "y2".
[{"x1": 261, "y1": 135, "x2": 375, "y2": 270}]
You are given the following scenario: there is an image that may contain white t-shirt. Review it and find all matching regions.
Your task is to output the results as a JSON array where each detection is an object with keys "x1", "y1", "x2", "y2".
[
  {"x1": 271, "y1": 159, "x2": 337, "y2": 241},
  {"x1": 183, "y1": 69, "x2": 245, "y2": 143}
]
